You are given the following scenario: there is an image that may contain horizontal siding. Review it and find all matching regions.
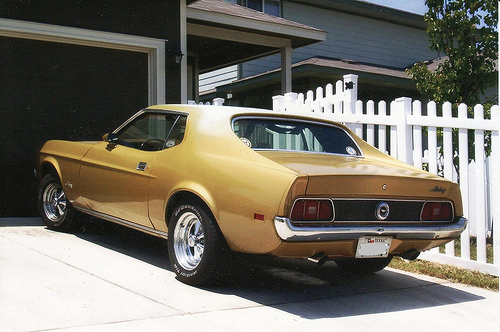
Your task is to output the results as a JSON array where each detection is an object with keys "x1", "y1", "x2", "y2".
[
  {"x1": 199, "y1": 65, "x2": 238, "y2": 92},
  {"x1": 242, "y1": 2, "x2": 437, "y2": 77},
  {"x1": 288, "y1": 3, "x2": 436, "y2": 66},
  {"x1": 242, "y1": 55, "x2": 281, "y2": 78}
]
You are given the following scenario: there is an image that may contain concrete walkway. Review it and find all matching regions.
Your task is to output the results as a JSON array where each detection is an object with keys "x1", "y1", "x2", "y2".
[{"x1": 1, "y1": 218, "x2": 498, "y2": 332}]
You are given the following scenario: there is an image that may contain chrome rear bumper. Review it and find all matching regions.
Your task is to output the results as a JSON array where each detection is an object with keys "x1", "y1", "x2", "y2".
[{"x1": 273, "y1": 216, "x2": 467, "y2": 242}]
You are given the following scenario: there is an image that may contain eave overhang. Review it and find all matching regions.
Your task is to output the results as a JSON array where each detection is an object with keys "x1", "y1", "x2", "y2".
[
  {"x1": 187, "y1": 0, "x2": 326, "y2": 72},
  {"x1": 211, "y1": 57, "x2": 415, "y2": 94}
]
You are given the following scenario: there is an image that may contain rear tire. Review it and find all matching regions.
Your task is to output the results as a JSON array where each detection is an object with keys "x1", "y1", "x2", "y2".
[
  {"x1": 38, "y1": 174, "x2": 78, "y2": 232},
  {"x1": 335, "y1": 256, "x2": 393, "y2": 274},
  {"x1": 168, "y1": 203, "x2": 226, "y2": 286}
]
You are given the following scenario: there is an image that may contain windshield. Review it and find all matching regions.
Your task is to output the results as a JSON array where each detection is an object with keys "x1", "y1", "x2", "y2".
[{"x1": 232, "y1": 117, "x2": 361, "y2": 156}]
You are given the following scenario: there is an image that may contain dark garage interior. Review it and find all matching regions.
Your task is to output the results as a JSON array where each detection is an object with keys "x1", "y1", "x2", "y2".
[{"x1": 0, "y1": 37, "x2": 149, "y2": 216}]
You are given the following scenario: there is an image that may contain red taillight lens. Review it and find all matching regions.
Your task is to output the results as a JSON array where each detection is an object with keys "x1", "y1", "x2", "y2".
[
  {"x1": 421, "y1": 202, "x2": 453, "y2": 221},
  {"x1": 291, "y1": 199, "x2": 334, "y2": 222},
  {"x1": 318, "y1": 200, "x2": 334, "y2": 220},
  {"x1": 304, "y1": 200, "x2": 319, "y2": 220},
  {"x1": 291, "y1": 200, "x2": 305, "y2": 220}
]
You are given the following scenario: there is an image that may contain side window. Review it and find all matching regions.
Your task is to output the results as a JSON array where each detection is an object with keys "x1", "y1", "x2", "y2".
[
  {"x1": 164, "y1": 115, "x2": 187, "y2": 149},
  {"x1": 115, "y1": 113, "x2": 186, "y2": 151}
]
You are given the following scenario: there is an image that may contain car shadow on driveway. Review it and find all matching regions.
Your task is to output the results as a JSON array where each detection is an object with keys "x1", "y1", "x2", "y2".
[
  {"x1": 207, "y1": 255, "x2": 485, "y2": 320},
  {"x1": 7, "y1": 217, "x2": 485, "y2": 321},
  {"x1": 74, "y1": 216, "x2": 172, "y2": 271}
]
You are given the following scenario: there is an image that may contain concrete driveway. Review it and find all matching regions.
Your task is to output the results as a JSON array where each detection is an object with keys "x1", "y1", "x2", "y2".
[{"x1": 1, "y1": 217, "x2": 498, "y2": 332}]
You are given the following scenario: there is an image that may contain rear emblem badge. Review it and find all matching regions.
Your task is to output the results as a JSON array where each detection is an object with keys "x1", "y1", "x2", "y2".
[
  {"x1": 240, "y1": 137, "x2": 252, "y2": 148},
  {"x1": 375, "y1": 202, "x2": 390, "y2": 221},
  {"x1": 346, "y1": 146, "x2": 357, "y2": 156}
]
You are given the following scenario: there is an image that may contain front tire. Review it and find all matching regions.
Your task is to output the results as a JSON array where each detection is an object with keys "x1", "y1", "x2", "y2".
[
  {"x1": 38, "y1": 174, "x2": 78, "y2": 232},
  {"x1": 168, "y1": 204, "x2": 225, "y2": 286}
]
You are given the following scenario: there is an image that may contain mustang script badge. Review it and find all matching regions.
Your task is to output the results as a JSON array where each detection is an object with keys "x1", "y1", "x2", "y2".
[{"x1": 430, "y1": 186, "x2": 446, "y2": 194}]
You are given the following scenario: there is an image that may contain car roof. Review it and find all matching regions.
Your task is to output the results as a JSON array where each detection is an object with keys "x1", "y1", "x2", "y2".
[
  {"x1": 146, "y1": 104, "x2": 274, "y2": 116},
  {"x1": 144, "y1": 104, "x2": 350, "y2": 130}
]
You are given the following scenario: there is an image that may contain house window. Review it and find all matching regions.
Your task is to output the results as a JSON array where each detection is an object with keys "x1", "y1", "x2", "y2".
[{"x1": 226, "y1": 0, "x2": 281, "y2": 17}]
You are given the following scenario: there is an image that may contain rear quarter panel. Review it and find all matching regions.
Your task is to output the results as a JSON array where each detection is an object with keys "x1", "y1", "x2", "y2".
[{"x1": 147, "y1": 108, "x2": 298, "y2": 254}]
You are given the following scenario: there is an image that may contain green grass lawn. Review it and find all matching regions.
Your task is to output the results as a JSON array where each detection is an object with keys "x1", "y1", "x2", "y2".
[
  {"x1": 389, "y1": 257, "x2": 498, "y2": 291},
  {"x1": 390, "y1": 237, "x2": 498, "y2": 291}
]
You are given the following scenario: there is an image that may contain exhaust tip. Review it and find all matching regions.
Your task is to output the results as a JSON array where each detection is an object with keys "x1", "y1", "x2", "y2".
[
  {"x1": 308, "y1": 252, "x2": 328, "y2": 265},
  {"x1": 400, "y1": 249, "x2": 420, "y2": 261}
]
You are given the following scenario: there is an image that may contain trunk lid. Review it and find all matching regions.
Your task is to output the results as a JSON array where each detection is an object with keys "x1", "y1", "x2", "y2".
[{"x1": 257, "y1": 151, "x2": 452, "y2": 199}]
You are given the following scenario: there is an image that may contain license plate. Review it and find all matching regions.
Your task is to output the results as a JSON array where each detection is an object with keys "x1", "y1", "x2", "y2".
[{"x1": 355, "y1": 236, "x2": 392, "y2": 258}]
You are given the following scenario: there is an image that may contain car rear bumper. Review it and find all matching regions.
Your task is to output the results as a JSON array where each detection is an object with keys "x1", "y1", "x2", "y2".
[{"x1": 273, "y1": 216, "x2": 467, "y2": 242}]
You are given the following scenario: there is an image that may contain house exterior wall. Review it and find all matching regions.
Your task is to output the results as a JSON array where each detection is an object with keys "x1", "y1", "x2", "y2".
[
  {"x1": 200, "y1": 65, "x2": 239, "y2": 93},
  {"x1": 241, "y1": 1, "x2": 436, "y2": 78},
  {"x1": 1, "y1": 0, "x2": 182, "y2": 103},
  {"x1": 0, "y1": 0, "x2": 178, "y2": 40}
]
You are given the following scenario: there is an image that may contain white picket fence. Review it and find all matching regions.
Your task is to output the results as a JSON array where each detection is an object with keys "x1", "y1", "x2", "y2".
[
  {"x1": 272, "y1": 74, "x2": 500, "y2": 276},
  {"x1": 188, "y1": 97, "x2": 225, "y2": 106}
]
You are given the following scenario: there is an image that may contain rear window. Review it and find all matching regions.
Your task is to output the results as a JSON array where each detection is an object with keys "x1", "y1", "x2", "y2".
[{"x1": 232, "y1": 117, "x2": 361, "y2": 156}]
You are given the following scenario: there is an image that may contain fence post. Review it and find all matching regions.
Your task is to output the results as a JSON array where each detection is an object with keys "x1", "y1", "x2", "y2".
[
  {"x1": 474, "y1": 104, "x2": 487, "y2": 263},
  {"x1": 491, "y1": 105, "x2": 500, "y2": 267},
  {"x1": 212, "y1": 97, "x2": 225, "y2": 106},
  {"x1": 272, "y1": 95, "x2": 284, "y2": 111},
  {"x1": 343, "y1": 74, "x2": 358, "y2": 132},
  {"x1": 324, "y1": 83, "x2": 333, "y2": 113},
  {"x1": 458, "y1": 103, "x2": 470, "y2": 260},
  {"x1": 334, "y1": 80, "x2": 344, "y2": 114},
  {"x1": 366, "y1": 100, "x2": 375, "y2": 146},
  {"x1": 284, "y1": 92, "x2": 298, "y2": 112},
  {"x1": 441, "y1": 102, "x2": 456, "y2": 256},
  {"x1": 392, "y1": 97, "x2": 413, "y2": 164},
  {"x1": 343, "y1": 74, "x2": 358, "y2": 106},
  {"x1": 427, "y1": 101, "x2": 438, "y2": 175},
  {"x1": 378, "y1": 101, "x2": 387, "y2": 154},
  {"x1": 314, "y1": 87, "x2": 323, "y2": 113},
  {"x1": 412, "y1": 100, "x2": 423, "y2": 169},
  {"x1": 390, "y1": 101, "x2": 398, "y2": 158}
]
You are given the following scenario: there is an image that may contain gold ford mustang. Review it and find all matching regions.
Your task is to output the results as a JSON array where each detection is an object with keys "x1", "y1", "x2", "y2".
[{"x1": 38, "y1": 105, "x2": 467, "y2": 285}]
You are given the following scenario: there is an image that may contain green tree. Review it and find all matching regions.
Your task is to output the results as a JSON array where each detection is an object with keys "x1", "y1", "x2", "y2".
[{"x1": 407, "y1": 0, "x2": 498, "y2": 106}]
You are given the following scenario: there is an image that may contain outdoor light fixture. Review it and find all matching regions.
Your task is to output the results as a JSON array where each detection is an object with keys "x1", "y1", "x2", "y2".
[{"x1": 174, "y1": 48, "x2": 184, "y2": 64}]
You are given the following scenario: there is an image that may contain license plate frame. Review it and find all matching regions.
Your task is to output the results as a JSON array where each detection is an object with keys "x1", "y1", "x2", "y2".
[{"x1": 355, "y1": 236, "x2": 392, "y2": 258}]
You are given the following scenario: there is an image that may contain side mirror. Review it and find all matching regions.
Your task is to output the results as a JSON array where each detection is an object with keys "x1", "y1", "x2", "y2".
[
  {"x1": 103, "y1": 133, "x2": 119, "y2": 151},
  {"x1": 103, "y1": 133, "x2": 119, "y2": 143}
]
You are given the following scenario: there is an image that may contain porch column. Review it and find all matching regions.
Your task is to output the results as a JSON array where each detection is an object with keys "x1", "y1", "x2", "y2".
[
  {"x1": 280, "y1": 46, "x2": 292, "y2": 94},
  {"x1": 180, "y1": 0, "x2": 188, "y2": 103}
]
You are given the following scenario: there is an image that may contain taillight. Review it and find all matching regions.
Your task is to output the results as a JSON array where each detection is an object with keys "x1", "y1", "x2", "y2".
[
  {"x1": 421, "y1": 202, "x2": 453, "y2": 221},
  {"x1": 290, "y1": 199, "x2": 334, "y2": 222}
]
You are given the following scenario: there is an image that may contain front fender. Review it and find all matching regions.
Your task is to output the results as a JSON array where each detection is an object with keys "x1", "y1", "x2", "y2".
[{"x1": 39, "y1": 140, "x2": 95, "y2": 205}]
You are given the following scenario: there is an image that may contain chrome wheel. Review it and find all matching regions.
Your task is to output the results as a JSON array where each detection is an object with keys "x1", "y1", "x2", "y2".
[
  {"x1": 173, "y1": 211, "x2": 205, "y2": 271},
  {"x1": 42, "y1": 182, "x2": 67, "y2": 222},
  {"x1": 168, "y1": 203, "x2": 226, "y2": 285},
  {"x1": 38, "y1": 173, "x2": 78, "y2": 232}
]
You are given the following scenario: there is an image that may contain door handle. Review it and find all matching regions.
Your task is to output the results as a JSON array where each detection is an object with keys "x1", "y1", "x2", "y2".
[{"x1": 136, "y1": 162, "x2": 148, "y2": 171}]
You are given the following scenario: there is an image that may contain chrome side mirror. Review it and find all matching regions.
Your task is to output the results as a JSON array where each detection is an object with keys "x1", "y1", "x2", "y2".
[{"x1": 103, "y1": 133, "x2": 119, "y2": 143}]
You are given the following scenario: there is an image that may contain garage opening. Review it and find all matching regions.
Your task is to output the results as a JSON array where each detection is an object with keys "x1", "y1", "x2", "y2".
[{"x1": 0, "y1": 36, "x2": 149, "y2": 217}]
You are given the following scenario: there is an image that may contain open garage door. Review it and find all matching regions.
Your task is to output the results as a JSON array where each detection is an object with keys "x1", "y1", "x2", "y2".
[{"x1": 0, "y1": 37, "x2": 149, "y2": 216}]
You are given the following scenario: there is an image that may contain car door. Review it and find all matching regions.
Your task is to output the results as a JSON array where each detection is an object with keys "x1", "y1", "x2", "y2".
[{"x1": 77, "y1": 112, "x2": 185, "y2": 227}]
